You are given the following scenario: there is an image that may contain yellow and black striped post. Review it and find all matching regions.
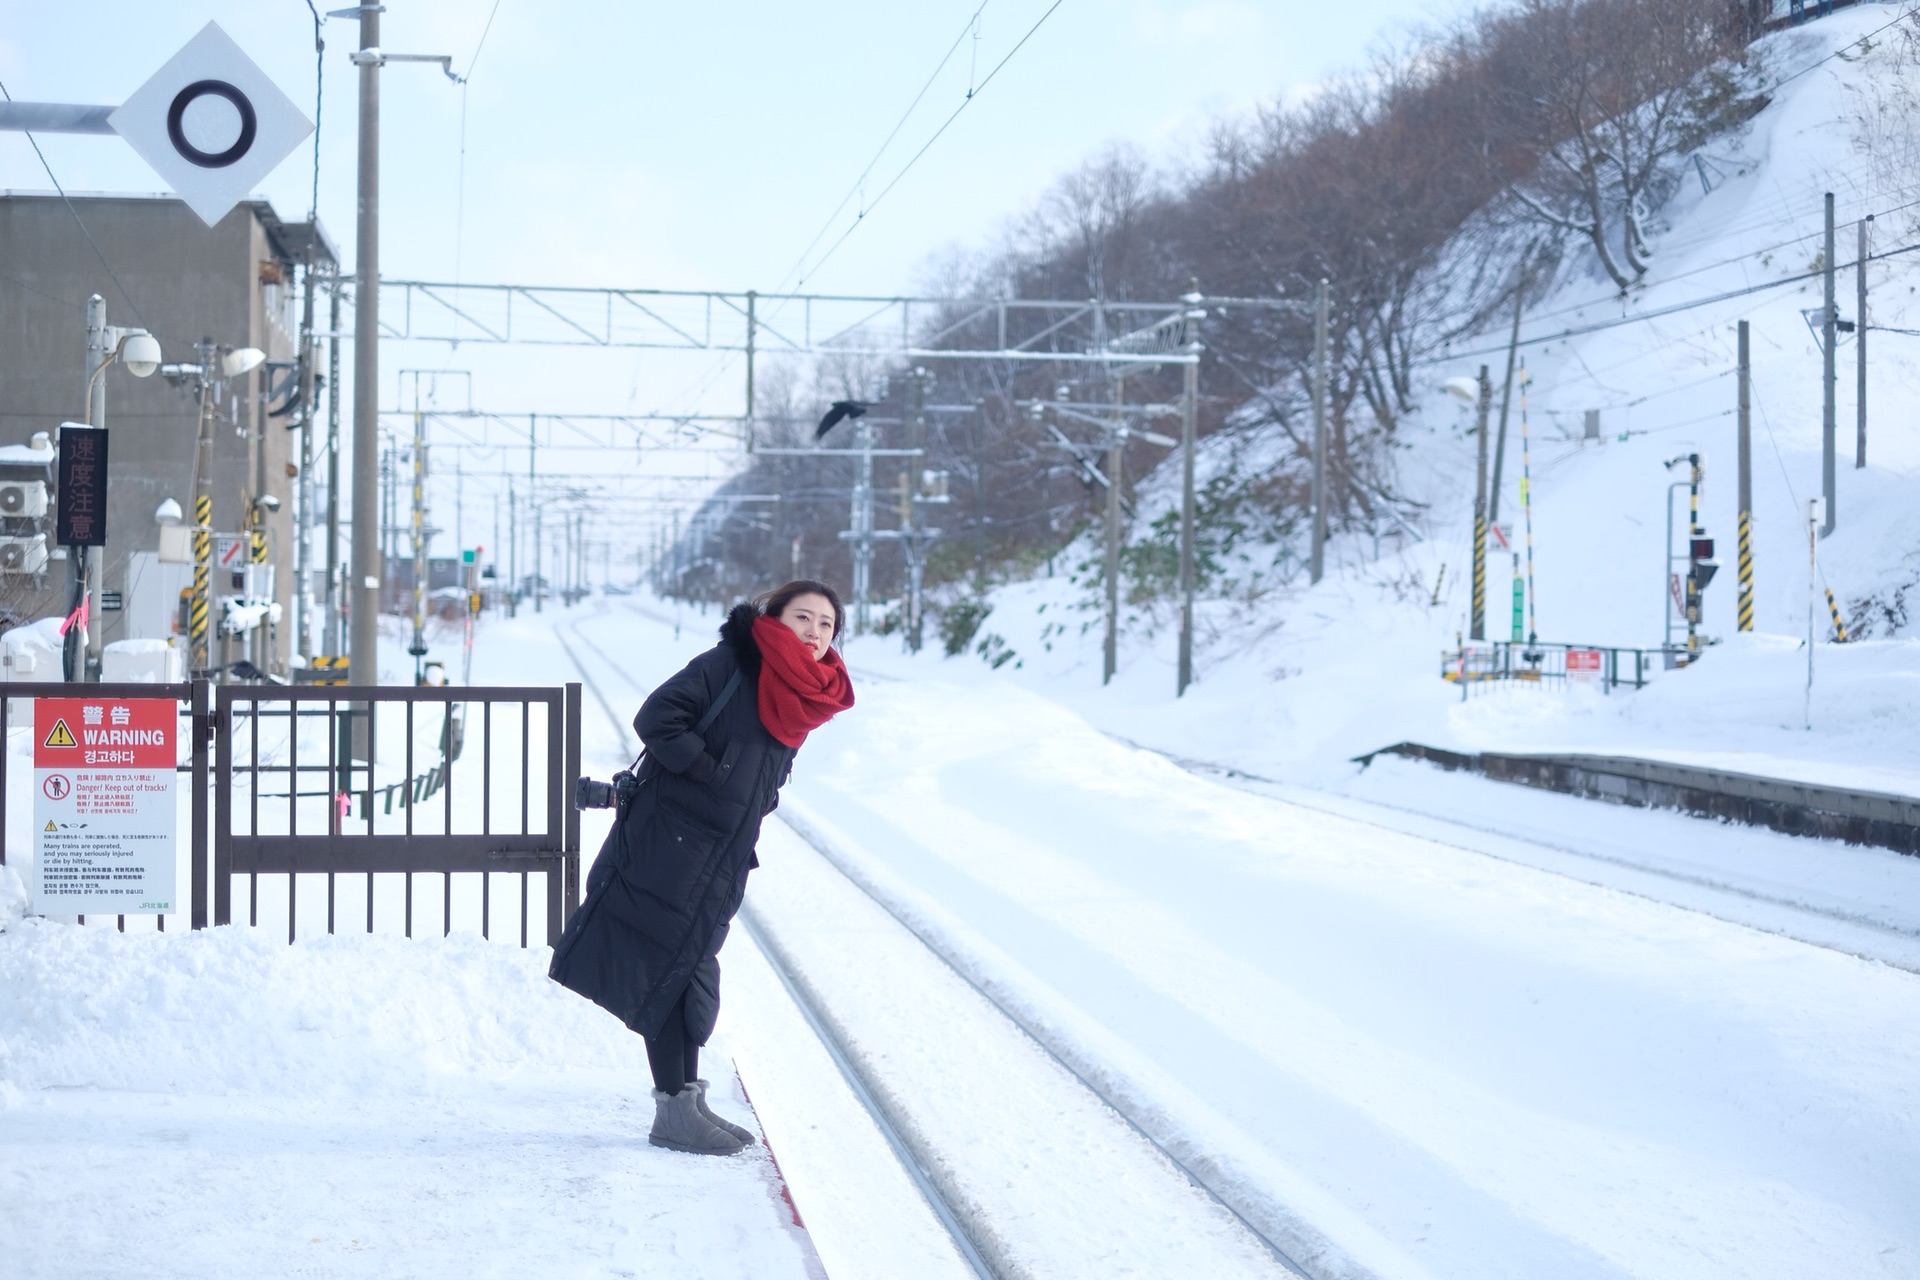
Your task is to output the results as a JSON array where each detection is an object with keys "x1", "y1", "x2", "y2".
[
  {"x1": 1471, "y1": 515, "x2": 1487, "y2": 640},
  {"x1": 1736, "y1": 510, "x2": 1755, "y2": 632},
  {"x1": 1469, "y1": 364, "x2": 1491, "y2": 640},
  {"x1": 250, "y1": 530, "x2": 267, "y2": 565},
  {"x1": 1736, "y1": 321, "x2": 1754, "y2": 632},
  {"x1": 191, "y1": 495, "x2": 212, "y2": 673},
  {"x1": 1826, "y1": 588, "x2": 1848, "y2": 643}
]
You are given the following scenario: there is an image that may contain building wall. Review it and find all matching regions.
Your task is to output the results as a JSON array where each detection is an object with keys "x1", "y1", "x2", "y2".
[{"x1": 0, "y1": 194, "x2": 324, "y2": 670}]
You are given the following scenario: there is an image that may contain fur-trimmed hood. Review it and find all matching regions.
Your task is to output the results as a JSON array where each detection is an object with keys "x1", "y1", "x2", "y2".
[{"x1": 719, "y1": 603, "x2": 763, "y2": 682}]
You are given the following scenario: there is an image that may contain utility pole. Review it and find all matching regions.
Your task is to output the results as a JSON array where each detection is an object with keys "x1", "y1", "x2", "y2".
[
  {"x1": 1309, "y1": 278, "x2": 1328, "y2": 584},
  {"x1": 1470, "y1": 364, "x2": 1491, "y2": 641},
  {"x1": 1103, "y1": 377, "x2": 1122, "y2": 685},
  {"x1": 1821, "y1": 191, "x2": 1836, "y2": 537},
  {"x1": 1177, "y1": 291, "x2": 1203, "y2": 696},
  {"x1": 1736, "y1": 321, "x2": 1754, "y2": 632},
  {"x1": 506, "y1": 476, "x2": 517, "y2": 614},
  {"x1": 191, "y1": 338, "x2": 216, "y2": 678},
  {"x1": 349, "y1": 4, "x2": 382, "y2": 686},
  {"x1": 325, "y1": 276, "x2": 343, "y2": 655},
  {"x1": 848, "y1": 411, "x2": 874, "y2": 635},
  {"x1": 1858, "y1": 214, "x2": 1870, "y2": 469},
  {"x1": 294, "y1": 255, "x2": 318, "y2": 659},
  {"x1": 82, "y1": 297, "x2": 108, "y2": 681},
  {"x1": 408, "y1": 384, "x2": 428, "y2": 682},
  {"x1": 903, "y1": 367, "x2": 929, "y2": 653},
  {"x1": 529, "y1": 414, "x2": 540, "y2": 612},
  {"x1": 1490, "y1": 279, "x2": 1525, "y2": 525}
]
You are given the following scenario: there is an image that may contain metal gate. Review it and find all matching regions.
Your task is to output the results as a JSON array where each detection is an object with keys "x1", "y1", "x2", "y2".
[{"x1": 213, "y1": 682, "x2": 582, "y2": 944}]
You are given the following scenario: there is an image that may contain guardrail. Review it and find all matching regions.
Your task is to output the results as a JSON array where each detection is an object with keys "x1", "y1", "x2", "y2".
[{"x1": 1441, "y1": 641, "x2": 1671, "y2": 696}]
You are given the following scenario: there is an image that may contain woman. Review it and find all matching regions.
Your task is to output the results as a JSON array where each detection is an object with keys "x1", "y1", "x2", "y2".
[{"x1": 550, "y1": 581, "x2": 855, "y2": 1155}]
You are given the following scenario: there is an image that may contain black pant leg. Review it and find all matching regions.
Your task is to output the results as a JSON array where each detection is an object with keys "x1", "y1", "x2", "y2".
[{"x1": 644, "y1": 989, "x2": 690, "y2": 1093}]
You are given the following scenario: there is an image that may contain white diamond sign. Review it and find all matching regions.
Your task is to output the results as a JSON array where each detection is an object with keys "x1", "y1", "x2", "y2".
[{"x1": 109, "y1": 22, "x2": 313, "y2": 227}]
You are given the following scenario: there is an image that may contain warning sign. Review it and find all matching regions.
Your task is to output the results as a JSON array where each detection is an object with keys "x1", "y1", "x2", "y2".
[
  {"x1": 32, "y1": 697, "x2": 178, "y2": 915},
  {"x1": 1567, "y1": 648, "x2": 1604, "y2": 685}
]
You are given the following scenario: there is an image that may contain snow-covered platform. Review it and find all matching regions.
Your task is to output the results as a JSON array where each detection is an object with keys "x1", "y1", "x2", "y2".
[{"x1": 0, "y1": 901, "x2": 825, "y2": 1280}]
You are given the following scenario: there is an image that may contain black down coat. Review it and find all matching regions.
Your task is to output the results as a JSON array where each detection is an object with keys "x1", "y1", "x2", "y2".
[{"x1": 549, "y1": 605, "x2": 796, "y2": 1040}]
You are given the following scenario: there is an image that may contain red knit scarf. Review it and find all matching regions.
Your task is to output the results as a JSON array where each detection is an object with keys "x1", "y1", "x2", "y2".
[{"x1": 751, "y1": 614, "x2": 855, "y2": 748}]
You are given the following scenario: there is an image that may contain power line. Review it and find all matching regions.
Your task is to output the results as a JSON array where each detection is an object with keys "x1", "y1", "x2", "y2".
[
  {"x1": 795, "y1": 0, "x2": 1067, "y2": 291},
  {"x1": 774, "y1": 1, "x2": 992, "y2": 297},
  {"x1": 301, "y1": 0, "x2": 324, "y2": 222},
  {"x1": 0, "y1": 76, "x2": 148, "y2": 329}
]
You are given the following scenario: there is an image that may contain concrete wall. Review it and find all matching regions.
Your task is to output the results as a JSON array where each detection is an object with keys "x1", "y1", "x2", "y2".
[{"x1": 0, "y1": 194, "x2": 323, "y2": 671}]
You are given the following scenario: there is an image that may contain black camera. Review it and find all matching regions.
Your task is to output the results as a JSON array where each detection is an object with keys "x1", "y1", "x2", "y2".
[{"x1": 575, "y1": 769, "x2": 639, "y2": 810}]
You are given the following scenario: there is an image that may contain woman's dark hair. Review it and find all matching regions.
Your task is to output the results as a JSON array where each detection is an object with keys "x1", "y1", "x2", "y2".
[{"x1": 756, "y1": 580, "x2": 846, "y2": 643}]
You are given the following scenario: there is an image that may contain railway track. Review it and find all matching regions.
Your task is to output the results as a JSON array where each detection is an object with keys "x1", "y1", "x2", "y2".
[{"x1": 1108, "y1": 734, "x2": 1920, "y2": 975}]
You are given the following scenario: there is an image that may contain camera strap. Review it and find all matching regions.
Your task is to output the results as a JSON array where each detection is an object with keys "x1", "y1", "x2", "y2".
[
  {"x1": 624, "y1": 667, "x2": 744, "y2": 779},
  {"x1": 694, "y1": 668, "x2": 743, "y2": 737}
]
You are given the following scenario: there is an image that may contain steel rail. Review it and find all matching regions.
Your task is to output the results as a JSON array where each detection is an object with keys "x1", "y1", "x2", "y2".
[{"x1": 772, "y1": 807, "x2": 1319, "y2": 1280}]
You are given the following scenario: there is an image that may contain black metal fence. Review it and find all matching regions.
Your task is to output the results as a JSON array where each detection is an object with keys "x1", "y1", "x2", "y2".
[
  {"x1": 3, "y1": 680, "x2": 582, "y2": 946},
  {"x1": 1441, "y1": 641, "x2": 1665, "y2": 696}
]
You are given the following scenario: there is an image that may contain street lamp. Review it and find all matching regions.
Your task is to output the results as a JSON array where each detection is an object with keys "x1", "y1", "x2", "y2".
[
  {"x1": 66, "y1": 325, "x2": 162, "y2": 681},
  {"x1": 163, "y1": 342, "x2": 267, "y2": 678}
]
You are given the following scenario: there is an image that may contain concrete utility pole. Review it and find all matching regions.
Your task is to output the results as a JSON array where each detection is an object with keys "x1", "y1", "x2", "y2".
[
  {"x1": 1736, "y1": 321, "x2": 1754, "y2": 632},
  {"x1": 191, "y1": 338, "x2": 217, "y2": 678},
  {"x1": 82, "y1": 296, "x2": 108, "y2": 680},
  {"x1": 1309, "y1": 278, "x2": 1328, "y2": 585},
  {"x1": 294, "y1": 255, "x2": 318, "y2": 659},
  {"x1": 1176, "y1": 292, "x2": 1203, "y2": 697},
  {"x1": 529, "y1": 415, "x2": 540, "y2": 612},
  {"x1": 1490, "y1": 280, "x2": 1525, "y2": 525},
  {"x1": 1858, "y1": 214, "x2": 1870, "y2": 469},
  {"x1": 1104, "y1": 377, "x2": 1122, "y2": 685},
  {"x1": 349, "y1": 6, "x2": 382, "y2": 685},
  {"x1": 1471, "y1": 364, "x2": 1491, "y2": 641},
  {"x1": 1821, "y1": 191, "x2": 1837, "y2": 537},
  {"x1": 849, "y1": 411, "x2": 874, "y2": 636},
  {"x1": 408, "y1": 388, "x2": 428, "y2": 682},
  {"x1": 903, "y1": 367, "x2": 929, "y2": 653},
  {"x1": 325, "y1": 277, "x2": 343, "y2": 655}
]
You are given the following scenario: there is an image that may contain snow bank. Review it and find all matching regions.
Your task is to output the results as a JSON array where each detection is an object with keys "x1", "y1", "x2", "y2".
[{"x1": 0, "y1": 921, "x2": 639, "y2": 1096}]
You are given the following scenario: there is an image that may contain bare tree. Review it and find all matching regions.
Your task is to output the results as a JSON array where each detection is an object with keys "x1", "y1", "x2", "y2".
[{"x1": 1480, "y1": 0, "x2": 1757, "y2": 291}]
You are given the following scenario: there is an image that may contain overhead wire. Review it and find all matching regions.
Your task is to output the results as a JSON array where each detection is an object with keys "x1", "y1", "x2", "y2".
[
  {"x1": 654, "y1": 1, "x2": 1067, "y2": 419},
  {"x1": 0, "y1": 77, "x2": 148, "y2": 329}
]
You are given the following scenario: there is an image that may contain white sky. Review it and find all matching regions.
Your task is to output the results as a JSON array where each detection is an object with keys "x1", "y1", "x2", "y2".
[{"x1": 0, "y1": 0, "x2": 1480, "y2": 552}]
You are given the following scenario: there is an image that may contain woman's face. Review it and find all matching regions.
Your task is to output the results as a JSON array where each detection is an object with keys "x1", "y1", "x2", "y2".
[{"x1": 778, "y1": 593, "x2": 837, "y2": 660}]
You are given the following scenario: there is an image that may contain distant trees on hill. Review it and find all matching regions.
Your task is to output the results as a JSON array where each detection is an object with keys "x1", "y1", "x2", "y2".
[{"x1": 670, "y1": 0, "x2": 1777, "y2": 630}]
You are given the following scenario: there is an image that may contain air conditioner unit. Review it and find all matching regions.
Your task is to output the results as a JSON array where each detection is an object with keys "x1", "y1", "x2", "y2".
[
  {"x1": 0, "y1": 534, "x2": 48, "y2": 574},
  {"x1": 0, "y1": 480, "x2": 48, "y2": 518}
]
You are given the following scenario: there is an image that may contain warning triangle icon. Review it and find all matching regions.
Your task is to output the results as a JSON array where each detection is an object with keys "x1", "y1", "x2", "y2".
[
  {"x1": 42, "y1": 719, "x2": 77, "y2": 749},
  {"x1": 44, "y1": 820, "x2": 55, "y2": 831}
]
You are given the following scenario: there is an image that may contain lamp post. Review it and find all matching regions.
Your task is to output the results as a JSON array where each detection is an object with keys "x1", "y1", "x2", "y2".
[
  {"x1": 68, "y1": 298, "x2": 161, "y2": 682},
  {"x1": 164, "y1": 342, "x2": 265, "y2": 679}
]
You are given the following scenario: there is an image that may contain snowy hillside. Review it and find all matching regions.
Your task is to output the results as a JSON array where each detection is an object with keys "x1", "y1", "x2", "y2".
[{"x1": 924, "y1": 8, "x2": 1920, "y2": 793}]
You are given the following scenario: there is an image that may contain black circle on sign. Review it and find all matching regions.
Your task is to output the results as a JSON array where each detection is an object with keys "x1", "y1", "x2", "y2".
[{"x1": 166, "y1": 80, "x2": 257, "y2": 169}]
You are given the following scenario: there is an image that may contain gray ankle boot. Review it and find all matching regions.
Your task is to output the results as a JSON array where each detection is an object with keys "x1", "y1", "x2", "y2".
[
  {"x1": 650, "y1": 1086, "x2": 745, "y2": 1156},
  {"x1": 692, "y1": 1079, "x2": 757, "y2": 1146}
]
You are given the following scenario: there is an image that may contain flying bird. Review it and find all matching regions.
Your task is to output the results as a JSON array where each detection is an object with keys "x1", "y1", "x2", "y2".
[{"x1": 815, "y1": 400, "x2": 870, "y2": 440}]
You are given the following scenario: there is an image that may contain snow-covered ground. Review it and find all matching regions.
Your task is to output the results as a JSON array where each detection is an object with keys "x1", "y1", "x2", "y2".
[
  {"x1": 6, "y1": 592, "x2": 1918, "y2": 1278},
  {"x1": 0, "y1": 896, "x2": 822, "y2": 1278}
]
